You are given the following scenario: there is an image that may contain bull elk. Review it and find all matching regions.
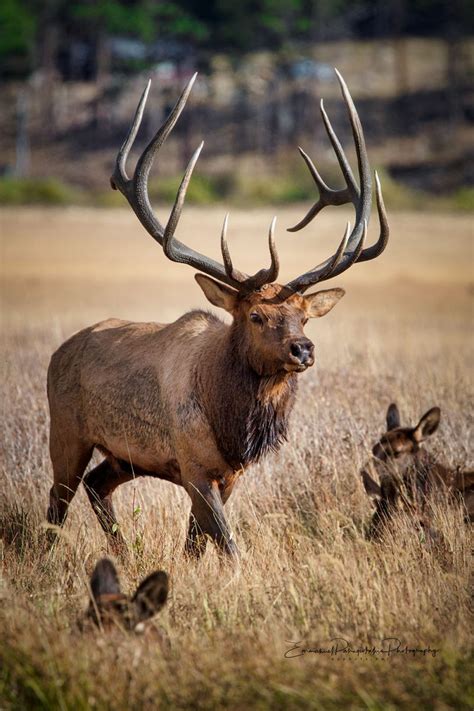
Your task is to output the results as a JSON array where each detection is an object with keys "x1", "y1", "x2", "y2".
[
  {"x1": 86, "y1": 558, "x2": 168, "y2": 632},
  {"x1": 362, "y1": 403, "x2": 474, "y2": 538},
  {"x1": 47, "y1": 70, "x2": 389, "y2": 558}
]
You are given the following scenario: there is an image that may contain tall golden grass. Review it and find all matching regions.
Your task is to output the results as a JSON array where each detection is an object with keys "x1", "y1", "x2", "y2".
[{"x1": 1, "y1": 207, "x2": 472, "y2": 709}]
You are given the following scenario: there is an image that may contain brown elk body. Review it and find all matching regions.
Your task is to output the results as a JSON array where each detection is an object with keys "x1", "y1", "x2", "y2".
[
  {"x1": 362, "y1": 403, "x2": 474, "y2": 538},
  {"x1": 47, "y1": 71, "x2": 389, "y2": 558}
]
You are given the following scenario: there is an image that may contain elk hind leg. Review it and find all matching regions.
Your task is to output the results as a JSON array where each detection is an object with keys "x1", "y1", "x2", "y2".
[
  {"x1": 83, "y1": 458, "x2": 136, "y2": 545},
  {"x1": 47, "y1": 435, "x2": 93, "y2": 527}
]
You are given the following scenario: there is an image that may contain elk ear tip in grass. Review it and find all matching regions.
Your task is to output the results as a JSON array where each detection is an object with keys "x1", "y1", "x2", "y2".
[{"x1": 86, "y1": 558, "x2": 169, "y2": 632}]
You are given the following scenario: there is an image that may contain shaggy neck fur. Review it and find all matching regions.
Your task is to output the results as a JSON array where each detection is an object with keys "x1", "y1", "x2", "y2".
[{"x1": 197, "y1": 321, "x2": 297, "y2": 470}]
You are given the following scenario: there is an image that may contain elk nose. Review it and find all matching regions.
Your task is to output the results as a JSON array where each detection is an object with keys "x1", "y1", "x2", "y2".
[{"x1": 289, "y1": 338, "x2": 314, "y2": 365}]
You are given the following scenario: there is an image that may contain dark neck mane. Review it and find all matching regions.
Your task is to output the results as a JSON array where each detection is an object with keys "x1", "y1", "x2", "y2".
[{"x1": 200, "y1": 326, "x2": 298, "y2": 470}]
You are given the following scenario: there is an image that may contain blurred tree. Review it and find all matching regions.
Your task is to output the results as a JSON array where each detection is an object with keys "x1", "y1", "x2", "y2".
[
  {"x1": 192, "y1": 0, "x2": 349, "y2": 50},
  {"x1": 1, "y1": 0, "x2": 473, "y2": 80},
  {"x1": 0, "y1": 0, "x2": 36, "y2": 78},
  {"x1": 70, "y1": 1, "x2": 155, "y2": 82},
  {"x1": 70, "y1": 0, "x2": 208, "y2": 68}
]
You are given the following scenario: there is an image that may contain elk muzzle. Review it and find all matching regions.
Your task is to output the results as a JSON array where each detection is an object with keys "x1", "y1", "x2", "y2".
[{"x1": 287, "y1": 338, "x2": 315, "y2": 371}]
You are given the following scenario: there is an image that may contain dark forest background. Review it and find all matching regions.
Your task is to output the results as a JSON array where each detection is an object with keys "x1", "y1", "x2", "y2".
[{"x1": 0, "y1": 1, "x2": 473, "y2": 207}]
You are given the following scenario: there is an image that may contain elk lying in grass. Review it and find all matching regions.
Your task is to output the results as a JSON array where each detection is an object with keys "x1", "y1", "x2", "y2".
[
  {"x1": 362, "y1": 403, "x2": 474, "y2": 538},
  {"x1": 86, "y1": 558, "x2": 168, "y2": 632},
  {"x1": 47, "y1": 70, "x2": 389, "y2": 559}
]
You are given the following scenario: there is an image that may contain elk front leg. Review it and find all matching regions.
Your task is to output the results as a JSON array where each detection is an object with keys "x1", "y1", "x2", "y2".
[{"x1": 184, "y1": 476, "x2": 238, "y2": 560}]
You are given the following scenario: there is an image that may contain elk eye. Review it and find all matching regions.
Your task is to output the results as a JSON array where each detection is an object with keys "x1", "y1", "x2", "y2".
[
  {"x1": 302, "y1": 317, "x2": 309, "y2": 326},
  {"x1": 250, "y1": 312, "x2": 263, "y2": 324}
]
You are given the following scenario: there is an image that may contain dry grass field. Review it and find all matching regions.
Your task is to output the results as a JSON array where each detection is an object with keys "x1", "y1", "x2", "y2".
[{"x1": 1, "y1": 205, "x2": 473, "y2": 709}]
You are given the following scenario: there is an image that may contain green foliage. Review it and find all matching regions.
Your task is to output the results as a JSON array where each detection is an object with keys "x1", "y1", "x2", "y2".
[
  {"x1": 94, "y1": 187, "x2": 128, "y2": 207},
  {"x1": 0, "y1": 178, "x2": 82, "y2": 205},
  {"x1": 2, "y1": 1, "x2": 474, "y2": 82},
  {"x1": 449, "y1": 186, "x2": 474, "y2": 212},
  {"x1": 371, "y1": 172, "x2": 474, "y2": 212},
  {"x1": 1, "y1": 172, "x2": 472, "y2": 211},
  {"x1": 70, "y1": 1, "x2": 208, "y2": 43},
  {"x1": 205, "y1": 0, "x2": 357, "y2": 51},
  {"x1": 148, "y1": 173, "x2": 224, "y2": 205},
  {"x1": 234, "y1": 174, "x2": 312, "y2": 205},
  {"x1": 373, "y1": 168, "x2": 424, "y2": 211},
  {"x1": 154, "y1": 2, "x2": 208, "y2": 42},
  {"x1": 0, "y1": 0, "x2": 35, "y2": 76},
  {"x1": 1, "y1": 638, "x2": 472, "y2": 710}
]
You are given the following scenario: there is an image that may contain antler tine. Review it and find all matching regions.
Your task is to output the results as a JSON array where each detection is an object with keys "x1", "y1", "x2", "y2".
[
  {"x1": 111, "y1": 79, "x2": 151, "y2": 192},
  {"x1": 287, "y1": 78, "x2": 361, "y2": 235},
  {"x1": 220, "y1": 213, "x2": 233, "y2": 275},
  {"x1": 317, "y1": 71, "x2": 371, "y2": 276},
  {"x1": 286, "y1": 220, "x2": 351, "y2": 293},
  {"x1": 287, "y1": 148, "x2": 351, "y2": 233},
  {"x1": 319, "y1": 97, "x2": 359, "y2": 200},
  {"x1": 110, "y1": 73, "x2": 197, "y2": 240},
  {"x1": 133, "y1": 73, "x2": 198, "y2": 239},
  {"x1": 220, "y1": 214, "x2": 247, "y2": 282},
  {"x1": 253, "y1": 216, "x2": 280, "y2": 287},
  {"x1": 357, "y1": 172, "x2": 389, "y2": 262},
  {"x1": 220, "y1": 214, "x2": 280, "y2": 291},
  {"x1": 333, "y1": 68, "x2": 371, "y2": 235},
  {"x1": 162, "y1": 141, "x2": 204, "y2": 259},
  {"x1": 162, "y1": 144, "x2": 258, "y2": 287},
  {"x1": 267, "y1": 216, "x2": 279, "y2": 281},
  {"x1": 285, "y1": 69, "x2": 387, "y2": 293}
]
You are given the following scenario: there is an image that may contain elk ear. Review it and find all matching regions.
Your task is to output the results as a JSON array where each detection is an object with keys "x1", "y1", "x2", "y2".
[
  {"x1": 386, "y1": 403, "x2": 401, "y2": 430},
  {"x1": 195, "y1": 274, "x2": 238, "y2": 313},
  {"x1": 413, "y1": 407, "x2": 441, "y2": 442},
  {"x1": 132, "y1": 570, "x2": 169, "y2": 622},
  {"x1": 304, "y1": 288, "x2": 345, "y2": 318},
  {"x1": 90, "y1": 558, "x2": 121, "y2": 600}
]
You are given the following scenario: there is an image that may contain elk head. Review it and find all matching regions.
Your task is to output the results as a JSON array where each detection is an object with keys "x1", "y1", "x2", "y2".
[
  {"x1": 195, "y1": 277, "x2": 344, "y2": 375},
  {"x1": 86, "y1": 558, "x2": 168, "y2": 632},
  {"x1": 361, "y1": 403, "x2": 441, "y2": 535},
  {"x1": 111, "y1": 70, "x2": 389, "y2": 377}
]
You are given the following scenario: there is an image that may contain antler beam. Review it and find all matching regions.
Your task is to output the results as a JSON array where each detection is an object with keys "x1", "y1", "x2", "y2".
[{"x1": 111, "y1": 74, "x2": 279, "y2": 292}]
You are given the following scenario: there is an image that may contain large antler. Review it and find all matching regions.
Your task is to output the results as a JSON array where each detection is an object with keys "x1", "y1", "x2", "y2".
[
  {"x1": 111, "y1": 74, "x2": 279, "y2": 292},
  {"x1": 285, "y1": 69, "x2": 389, "y2": 294}
]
